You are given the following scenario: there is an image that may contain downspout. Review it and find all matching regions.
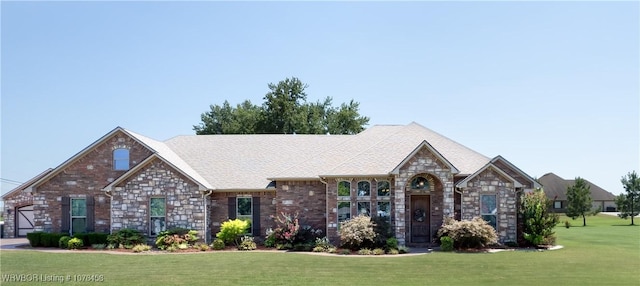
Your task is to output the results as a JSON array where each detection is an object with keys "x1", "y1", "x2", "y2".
[
  {"x1": 319, "y1": 177, "x2": 329, "y2": 240},
  {"x1": 104, "y1": 190, "x2": 113, "y2": 235},
  {"x1": 202, "y1": 190, "x2": 213, "y2": 244}
]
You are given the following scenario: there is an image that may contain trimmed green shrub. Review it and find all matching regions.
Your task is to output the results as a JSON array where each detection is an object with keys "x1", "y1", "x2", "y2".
[
  {"x1": 155, "y1": 228, "x2": 199, "y2": 250},
  {"x1": 74, "y1": 232, "x2": 109, "y2": 246},
  {"x1": 59, "y1": 236, "x2": 71, "y2": 249},
  {"x1": 521, "y1": 189, "x2": 559, "y2": 246},
  {"x1": 68, "y1": 238, "x2": 84, "y2": 250},
  {"x1": 107, "y1": 229, "x2": 145, "y2": 249},
  {"x1": 237, "y1": 236, "x2": 257, "y2": 251},
  {"x1": 440, "y1": 236, "x2": 454, "y2": 252},
  {"x1": 386, "y1": 237, "x2": 398, "y2": 251},
  {"x1": 26, "y1": 232, "x2": 44, "y2": 247},
  {"x1": 211, "y1": 239, "x2": 225, "y2": 250},
  {"x1": 40, "y1": 233, "x2": 65, "y2": 248},
  {"x1": 338, "y1": 215, "x2": 377, "y2": 250},
  {"x1": 437, "y1": 217, "x2": 498, "y2": 249},
  {"x1": 217, "y1": 219, "x2": 249, "y2": 246}
]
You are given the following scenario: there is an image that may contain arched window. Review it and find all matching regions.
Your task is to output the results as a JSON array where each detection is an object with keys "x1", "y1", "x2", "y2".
[
  {"x1": 411, "y1": 176, "x2": 429, "y2": 190},
  {"x1": 113, "y1": 148, "x2": 130, "y2": 171},
  {"x1": 357, "y1": 181, "x2": 370, "y2": 197}
]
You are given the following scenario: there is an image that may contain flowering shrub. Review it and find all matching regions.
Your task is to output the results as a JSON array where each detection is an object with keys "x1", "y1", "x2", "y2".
[
  {"x1": 437, "y1": 217, "x2": 498, "y2": 249},
  {"x1": 271, "y1": 212, "x2": 323, "y2": 250},
  {"x1": 217, "y1": 219, "x2": 249, "y2": 246},
  {"x1": 338, "y1": 215, "x2": 377, "y2": 250},
  {"x1": 312, "y1": 237, "x2": 336, "y2": 253}
]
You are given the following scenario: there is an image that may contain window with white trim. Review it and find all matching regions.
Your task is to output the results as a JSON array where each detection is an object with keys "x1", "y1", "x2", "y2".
[
  {"x1": 113, "y1": 148, "x2": 130, "y2": 170},
  {"x1": 237, "y1": 197, "x2": 253, "y2": 234},
  {"x1": 554, "y1": 201, "x2": 562, "y2": 209},
  {"x1": 337, "y1": 181, "x2": 351, "y2": 224},
  {"x1": 71, "y1": 198, "x2": 86, "y2": 234},
  {"x1": 150, "y1": 198, "x2": 166, "y2": 236},
  {"x1": 356, "y1": 181, "x2": 371, "y2": 216},
  {"x1": 481, "y1": 194, "x2": 497, "y2": 230}
]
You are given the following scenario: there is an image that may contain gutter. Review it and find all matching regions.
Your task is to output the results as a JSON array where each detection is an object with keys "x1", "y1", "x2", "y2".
[{"x1": 202, "y1": 190, "x2": 213, "y2": 244}]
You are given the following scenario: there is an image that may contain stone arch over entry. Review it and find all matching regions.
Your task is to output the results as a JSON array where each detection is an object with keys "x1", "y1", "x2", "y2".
[{"x1": 404, "y1": 173, "x2": 444, "y2": 245}]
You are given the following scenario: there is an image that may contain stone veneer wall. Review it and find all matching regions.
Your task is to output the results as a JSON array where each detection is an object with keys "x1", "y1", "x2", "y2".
[
  {"x1": 33, "y1": 131, "x2": 152, "y2": 234},
  {"x1": 461, "y1": 167, "x2": 518, "y2": 243},
  {"x1": 326, "y1": 178, "x2": 394, "y2": 243},
  {"x1": 395, "y1": 147, "x2": 454, "y2": 245},
  {"x1": 2, "y1": 192, "x2": 33, "y2": 238},
  {"x1": 209, "y1": 191, "x2": 276, "y2": 238},
  {"x1": 111, "y1": 159, "x2": 206, "y2": 239}
]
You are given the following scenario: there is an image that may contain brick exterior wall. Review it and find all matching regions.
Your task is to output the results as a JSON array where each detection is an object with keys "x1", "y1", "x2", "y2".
[
  {"x1": 461, "y1": 167, "x2": 519, "y2": 243},
  {"x1": 209, "y1": 191, "x2": 276, "y2": 239},
  {"x1": 111, "y1": 159, "x2": 207, "y2": 239},
  {"x1": 32, "y1": 131, "x2": 153, "y2": 234}
]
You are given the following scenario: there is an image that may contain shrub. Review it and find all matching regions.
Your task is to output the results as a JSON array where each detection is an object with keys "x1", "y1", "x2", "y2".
[
  {"x1": 237, "y1": 236, "x2": 257, "y2": 251},
  {"x1": 271, "y1": 212, "x2": 323, "y2": 249},
  {"x1": 521, "y1": 189, "x2": 559, "y2": 246},
  {"x1": 372, "y1": 248, "x2": 385, "y2": 255},
  {"x1": 26, "y1": 232, "x2": 44, "y2": 247},
  {"x1": 68, "y1": 238, "x2": 84, "y2": 250},
  {"x1": 338, "y1": 215, "x2": 377, "y2": 250},
  {"x1": 132, "y1": 244, "x2": 151, "y2": 253},
  {"x1": 264, "y1": 228, "x2": 276, "y2": 248},
  {"x1": 59, "y1": 236, "x2": 71, "y2": 249},
  {"x1": 155, "y1": 228, "x2": 199, "y2": 250},
  {"x1": 76, "y1": 233, "x2": 109, "y2": 246},
  {"x1": 217, "y1": 219, "x2": 249, "y2": 246},
  {"x1": 107, "y1": 229, "x2": 146, "y2": 249},
  {"x1": 437, "y1": 217, "x2": 498, "y2": 249},
  {"x1": 211, "y1": 238, "x2": 226, "y2": 250},
  {"x1": 92, "y1": 244, "x2": 107, "y2": 250},
  {"x1": 388, "y1": 248, "x2": 399, "y2": 255},
  {"x1": 386, "y1": 237, "x2": 398, "y2": 251},
  {"x1": 398, "y1": 246, "x2": 410, "y2": 254},
  {"x1": 440, "y1": 236, "x2": 454, "y2": 252},
  {"x1": 39, "y1": 233, "x2": 65, "y2": 248},
  {"x1": 357, "y1": 248, "x2": 373, "y2": 255},
  {"x1": 312, "y1": 237, "x2": 335, "y2": 253},
  {"x1": 372, "y1": 216, "x2": 394, "y2": 248},
  {"x1": 195, "y1": 242, "x2": 210, "y2": 251},
  {"x1": 339, "y1": 249, "x2": 351, "y2": 255},
  {"x1": 564, "y1": 220, "x2": 571, "y2": 228},
  {"x1": 292, "y1": 243, "x2": 314, "y2": 252}
]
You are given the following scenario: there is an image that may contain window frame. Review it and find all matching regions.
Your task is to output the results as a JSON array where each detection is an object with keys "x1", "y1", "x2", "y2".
[
  {"x1": 113, "y1": 148, "x2": 130, "y2": 171},
  {"x1": 377, "y1": 180, "x2": 391, "y2": 198},
  {"x1": 70, "y1": 198, "x2": 87, "y2": 234},
  {"x1": 377, "y1": 201, "x2": 391, "y2": 222},
  {"x1": 150, "y1": 197, "x2": 166, "y2": 236},
  {"x1": 236, "y1": 196, "x2": 253, "y2": 234},
  {"x1": 554, "y1": 201, "x2": 562, "y2": 209},
  {"x1": 480, "y1": 194, "x2": 498, "y2": 230}
]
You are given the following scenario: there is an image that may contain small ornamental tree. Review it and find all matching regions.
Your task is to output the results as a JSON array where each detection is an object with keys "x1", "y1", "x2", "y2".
[
  {"x1": 618, "y1": 171, "x2": 640, "y2": 225},
  {"x1": 566, "y1": 177, "x2": 595, "y2": 226},
  {"x1": 521, "y1": 189, "x2": 559, "y2": 246}
]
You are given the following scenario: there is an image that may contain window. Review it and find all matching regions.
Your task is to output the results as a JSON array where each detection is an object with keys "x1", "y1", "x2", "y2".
[
  {"x1": 481, "y1": 195, "x2": 497, "y2": 230},
  {"x1": 113, "y1": 148, "x2": 130, "y2": 170},
  {"x1": 338, "y1": 181, "x2": 351, "y2": 198},
  {"x1": 411, "y1": 176, "x2": 429, "y2": 190},
  {"x1": 554, "y1": 201, "x2": 562, "y2": 209},
  {"x1": 338, "y1": 202, "x2": 351, "y2": 223},
  {"x1": 377, "y1": 201, "x2": 391, "y2": 221},
  {"x1": 150, "y1": 198, "x2": 166, "y2": 236},
  {"x1": 357, "y1": 181, "x2": 370, "y2": 197},
  {"x1": 377, "y1": 180, "x2": 390, "y2": 197},
  {"x1": 71, "y1": 198, "x2": 86, "y2": 234},
  {"x1": 237, "y1": 197, "x2": 252, "y2": 233},
  {"x1": 357, "y1": 202, "x2": 371, "y2": 216}
]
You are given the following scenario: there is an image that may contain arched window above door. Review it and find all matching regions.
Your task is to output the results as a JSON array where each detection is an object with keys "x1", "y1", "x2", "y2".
[{"x1": 410, "y1": 176, "x2": 430, "y2": 190}]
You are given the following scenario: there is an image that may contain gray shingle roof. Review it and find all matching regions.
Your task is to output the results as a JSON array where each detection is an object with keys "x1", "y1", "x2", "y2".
[
  {"x1": 539, "y1": 172, "x2": 616, "y2": 201},
  {"x1": 160, "y1": 122, "x2": 490, "y2": 190}
]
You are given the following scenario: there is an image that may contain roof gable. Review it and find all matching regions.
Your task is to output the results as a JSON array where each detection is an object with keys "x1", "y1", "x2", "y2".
[
  {"x1": 390, "y1": 140, "x2": 459, "y2": 175},
  {"x1": 456, "y1": 163, "x2": 523, "y2": 188},
  {"x1": 538, "y1": 172, "x2": 616, "y2": 201},
  {"x1": 2, "y1": 168, "x2": 53, "y2": 199}
]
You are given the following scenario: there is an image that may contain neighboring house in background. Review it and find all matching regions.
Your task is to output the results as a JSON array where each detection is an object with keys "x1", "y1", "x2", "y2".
[
  {"x1": 538, "y1": 173, "x2": 617, "y2": 213},
  {"x1": 2, "y1": 122, "x2": 540, "y2": 246}
]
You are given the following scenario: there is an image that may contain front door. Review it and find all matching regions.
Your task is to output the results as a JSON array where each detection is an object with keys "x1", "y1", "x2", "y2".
[{"x1": 411, "y1": 195, "x2": 430, "y2": 243}]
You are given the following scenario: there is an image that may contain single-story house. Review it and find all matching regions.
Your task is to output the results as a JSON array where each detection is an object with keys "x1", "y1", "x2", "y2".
[
  {"x1": 538, "y1": 172, "x2": 617, "y2": 213},
  {"x1": 2, "y1": 122, "x2": 540, "y2": 246}
]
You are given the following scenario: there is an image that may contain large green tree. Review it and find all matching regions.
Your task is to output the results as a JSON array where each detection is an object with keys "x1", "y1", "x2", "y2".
[
  {"x1": 566, "y1": 177, "x2": 595, "y2": 226},
  {"x1": 617, "y1": 171, "x2": 640, "y2": 225},
  {"x1": 193, "y1": 77, "x2": 369, "y2": 135}
]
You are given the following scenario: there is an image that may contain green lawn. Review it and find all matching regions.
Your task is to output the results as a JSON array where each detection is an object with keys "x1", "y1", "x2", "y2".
[{"x1": 1, "y1": 214, "x2": 638, "y2": 285}]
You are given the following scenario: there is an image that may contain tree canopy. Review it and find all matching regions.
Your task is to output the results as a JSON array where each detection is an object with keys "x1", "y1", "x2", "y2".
[
  {"x1": 193, "y1": 77, "x2": 369, "y2": 135},
  {"x1": 566, "y1": 177, "x2": 596, "y2": 226},
  {"x1": 617, "y1": 171, "x2": 640, "y2": 225}
]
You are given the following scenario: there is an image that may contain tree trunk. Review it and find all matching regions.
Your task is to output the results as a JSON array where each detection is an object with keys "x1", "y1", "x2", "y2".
[{"x1": 582, "y1": 214, "x2": 586, "y2": 226}]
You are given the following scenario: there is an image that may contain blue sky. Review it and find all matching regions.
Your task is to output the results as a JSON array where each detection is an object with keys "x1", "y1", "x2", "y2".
[{"x1": 1, "y1": 1, "x2": 638, "y2": 200}]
